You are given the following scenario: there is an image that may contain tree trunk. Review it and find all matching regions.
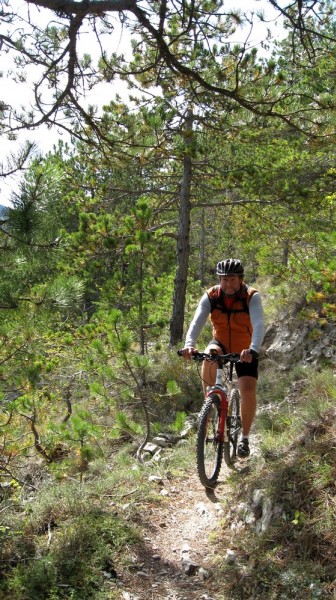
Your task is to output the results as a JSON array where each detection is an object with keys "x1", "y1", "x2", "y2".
[
  {"x1": 138, "y1": 248, "x2": 146, "y2": 355},
  {"x1": 199, "y1": 208, "x2": 205, "y2": 286},
  {"x1": 169, "y1": 109, "x2": 194, "y2": 346},
  {"x1": 282, "y1": 239, "x2": 289, "y2": 266}
]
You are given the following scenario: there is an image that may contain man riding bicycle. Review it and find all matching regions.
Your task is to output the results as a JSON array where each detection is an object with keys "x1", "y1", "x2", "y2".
[{"x1": 180, "y1": 258, "x2": 265, "y2": 458}]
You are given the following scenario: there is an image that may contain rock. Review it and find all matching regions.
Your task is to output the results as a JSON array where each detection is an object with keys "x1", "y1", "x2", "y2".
[
  {"x1": 273, "y1": 503, "x2": 284, "y2": 518},
  {"x1": 151, "y1": 451, "x2": 163, "y2": 462},
  {"x1": 138, "y1": 416, "x2": 198, "y2": 462},
  {"x1": 102, "y1": 571, "x2": 113, "y2": 579},
  {"x1": 196, "y1": 502, "x2": 208, "y2": 516},
  {"x1": 259, "y1": 496, "x2": 273, "y2": 533},
  {"x1": 142, "y1": 443, "x2": 160, "y2": 455},
  {"x1": 225, "y1": 549, "x2": 236, "y2": 564},
  {"x1": 148, "y1": 475, "x2": 164, "y2": 484},
  {"x1": 236, "y1": 501, "x2": 255, "y2": 525},
  {"x1": 152, "y1": 436, "x2": 173, "y2": 448},
  {"x1": 160, "y1": 433, "x2": 183, "y2": 443},
  {"x1": 252, "y1": 489, "x2": 264, "y2": 507},
  {"x1": 176, "y1": 439, "x2": 188, "y2": 446},
  {"x1": 180, "y1": 416, "x2": 198, "y2": 438},
  {"x1": 264, "y1": 318, "x2": 336, "y2": 368},
  {"x1": 199, "y1": 567, "x2": 211, "y2": 580},
  {"x1": 182, "y1": 559, "x2": 199, "y2": 575},
  {"x1": 136, "y1": 570, "x2": 149, "y2": 578},
  {"x1": 237, "y1": 501, "x2": 251, "y2": 518},
  {"x1": 245, "y1": 511, "x2": 256, "y2": 525},
  {"x1": 252, "y1": 489, "x2": 274, "y2": 533}
]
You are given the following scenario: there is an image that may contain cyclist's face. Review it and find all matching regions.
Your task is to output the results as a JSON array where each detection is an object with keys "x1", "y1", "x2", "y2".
[{"x1": 219, "y1": 275, "x2": 241, "y2": 295}]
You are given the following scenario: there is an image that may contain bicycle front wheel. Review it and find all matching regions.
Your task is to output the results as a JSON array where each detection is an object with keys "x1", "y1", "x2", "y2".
[
  {"x1": 223, "y1": 389, "x2": 241, "y2": 466},
  {"x1": 196, "y1": 394, "x2": 223, "y2": 488}
]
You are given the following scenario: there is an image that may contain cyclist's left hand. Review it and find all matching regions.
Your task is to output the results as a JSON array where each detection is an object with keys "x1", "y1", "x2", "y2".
[
  {"x1": 240, "y1": 348, "x2": 253, "y2": 363},
  {"x1": 180, "y1": 347, "x2": 195, "y2": 360}
]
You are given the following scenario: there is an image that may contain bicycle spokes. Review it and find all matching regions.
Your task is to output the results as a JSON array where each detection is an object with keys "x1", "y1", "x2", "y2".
[
  {"x1": 196, "y1": 395, "x2": 223, "y2": 488},
  {"x1": 223, "y1": 389, "x2": 241, "y2": 466},
  {"x1": 204, "y1": 410, "x2": 220, "y2": 443}
]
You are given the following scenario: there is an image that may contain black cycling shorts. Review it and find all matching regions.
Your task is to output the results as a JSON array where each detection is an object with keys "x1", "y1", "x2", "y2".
[{"x1": 206, "y1": 338, "x2": 259, "y2": 379}]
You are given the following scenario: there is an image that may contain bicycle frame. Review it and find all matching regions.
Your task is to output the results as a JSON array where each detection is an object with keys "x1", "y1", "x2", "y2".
[
  {"x1": 204, "y1": 353, "x2": 238, "y2": 443},
  {"x1": 178, "y1": 349, "x2": 241, "y2": 487}
]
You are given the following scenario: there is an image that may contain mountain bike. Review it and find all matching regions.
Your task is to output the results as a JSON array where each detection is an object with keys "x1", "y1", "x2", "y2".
[{"x1": 178, "y1": 349, "x2": 241, "y2": 488}]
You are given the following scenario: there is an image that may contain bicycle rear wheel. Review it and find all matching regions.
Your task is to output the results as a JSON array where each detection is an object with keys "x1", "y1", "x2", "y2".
[
  {"x1": 223, "y1": 389, "x2": 241, "y2": 466},
  {"x1": 196, "y1": 394, "x2": 223, "y2": 488}
]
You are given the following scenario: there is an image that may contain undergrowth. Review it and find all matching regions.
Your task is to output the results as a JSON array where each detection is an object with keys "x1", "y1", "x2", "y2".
[
  {"x1": 0, "y1": 359, "x2": 335, "y2": 599},
  {"x1": 0, "y1": 432, "x2": 195, "y2": 600},
  {"x1": 214, "y1": 364, "x2": 336, "y2": 600}
]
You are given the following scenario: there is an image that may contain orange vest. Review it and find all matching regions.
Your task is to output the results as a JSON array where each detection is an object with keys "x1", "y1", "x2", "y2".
[{"x1": 207, "y1": 284, "x2": 257, "y2": 353}]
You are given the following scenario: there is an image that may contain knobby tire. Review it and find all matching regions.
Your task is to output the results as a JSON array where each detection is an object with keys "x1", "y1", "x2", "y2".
[
  {"x1": 223, "y1": 388, "x2": 241, "y2": 466},
  {"x1": 196, "y1": 394, "x2": 223, "y2": 488}
]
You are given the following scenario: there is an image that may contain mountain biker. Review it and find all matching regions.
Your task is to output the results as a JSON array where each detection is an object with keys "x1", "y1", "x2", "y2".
[{"x1": 180, "y1": 258, "x2": 265, "y2": 458}]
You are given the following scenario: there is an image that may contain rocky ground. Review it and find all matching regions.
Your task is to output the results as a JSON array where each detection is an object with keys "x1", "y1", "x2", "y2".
[
  {"x1": 122, "y1": 473, "x2": 231, "y2": 600},
  {"x1": 109, "y1": 446, "x2": 258, "y2": 600}
]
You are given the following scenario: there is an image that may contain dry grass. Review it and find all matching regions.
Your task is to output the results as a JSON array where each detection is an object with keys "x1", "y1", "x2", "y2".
[{"x1": 214, "y1": 391, "x2": 336, "y2": 599}]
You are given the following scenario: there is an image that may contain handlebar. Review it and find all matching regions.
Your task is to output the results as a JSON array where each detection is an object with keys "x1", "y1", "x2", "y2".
[{"x1": 177, "y1": 350, "x2": 240, "y2": 364}]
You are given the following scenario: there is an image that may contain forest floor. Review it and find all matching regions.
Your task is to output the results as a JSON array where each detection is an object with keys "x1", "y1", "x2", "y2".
[{"x1": 113, "y1": 442, "x2": 259, "y2": 600}]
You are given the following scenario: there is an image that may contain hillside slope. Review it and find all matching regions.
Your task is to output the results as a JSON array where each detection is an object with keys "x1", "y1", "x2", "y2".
[
  {"x1": 115, "y1": 407, "x2": 335, "y2": 600},
  {"x1": 0, "y1": 300, "x2": 335, "y2": 600}
]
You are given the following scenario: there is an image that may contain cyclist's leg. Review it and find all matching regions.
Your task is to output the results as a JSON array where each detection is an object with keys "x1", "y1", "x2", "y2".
[
  {"x1": 236, "y1": 359, "x2": 258, "y2": 437},
  {"x1": 237, "y1": 376, "x2": 257, "y2": 437},
  {"x1": 201, "y1": 340, "x2": 223, "y2": 396},
  {"x1": 236, "y1": 360, "x2": 258, "y2": 458}
]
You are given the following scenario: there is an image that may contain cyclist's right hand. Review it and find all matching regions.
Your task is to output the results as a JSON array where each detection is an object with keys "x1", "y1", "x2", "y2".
[{"x1": 179, "y1": 347, "x2": 196, "y2": 360}]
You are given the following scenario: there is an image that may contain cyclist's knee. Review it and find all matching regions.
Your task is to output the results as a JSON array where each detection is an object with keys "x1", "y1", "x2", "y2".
[
  {"x1": 204, "y1": 342, "x2": 222, "y2": 353},
  {"x1": 201, "y1": 355, "x2": 218, "y2": 389}
]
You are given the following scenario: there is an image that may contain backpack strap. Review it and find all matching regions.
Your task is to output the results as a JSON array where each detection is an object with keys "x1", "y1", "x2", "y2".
[
  {"x1": 208, "y1": 286, "x2": 224, "y2": 312},
  {"x1": 239, "y1": 284, "x2": 257, "y2": 313}
]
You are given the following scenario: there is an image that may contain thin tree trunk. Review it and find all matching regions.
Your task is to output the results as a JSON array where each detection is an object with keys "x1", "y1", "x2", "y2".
[
  {"x1": 282, "y1": 239, "x2": 289, "y2": 266},
  {"x1": 169, "y1": 109, "x2": 194, "y2": 346},
  {"x1": 139, "y1": 246, "x2": 146, "y2": 355},
  {"x1": 199, "y1": 208, "x2": 205, "y2": 286}
]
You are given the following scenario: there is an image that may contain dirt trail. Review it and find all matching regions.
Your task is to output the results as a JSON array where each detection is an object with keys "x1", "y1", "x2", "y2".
[{"x1": 117, "y1": 460, "x2": 249, "y2": 600}]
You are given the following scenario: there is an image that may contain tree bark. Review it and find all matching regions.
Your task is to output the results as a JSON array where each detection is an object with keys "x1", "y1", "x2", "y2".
[
  {"x1": 169, "y1": 109, "x2": 193, "y2": 346},
  {"x1": 199, "y1": 208, "x2": 205, "y2": 286},
  {"x1": 282, "y1": 239, "x2": 289, "y2": 266}
]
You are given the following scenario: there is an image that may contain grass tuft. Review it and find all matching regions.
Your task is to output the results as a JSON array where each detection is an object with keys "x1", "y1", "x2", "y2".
[{"x1": 214, "y1": 365, "x2": 336, "y2": 599}]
